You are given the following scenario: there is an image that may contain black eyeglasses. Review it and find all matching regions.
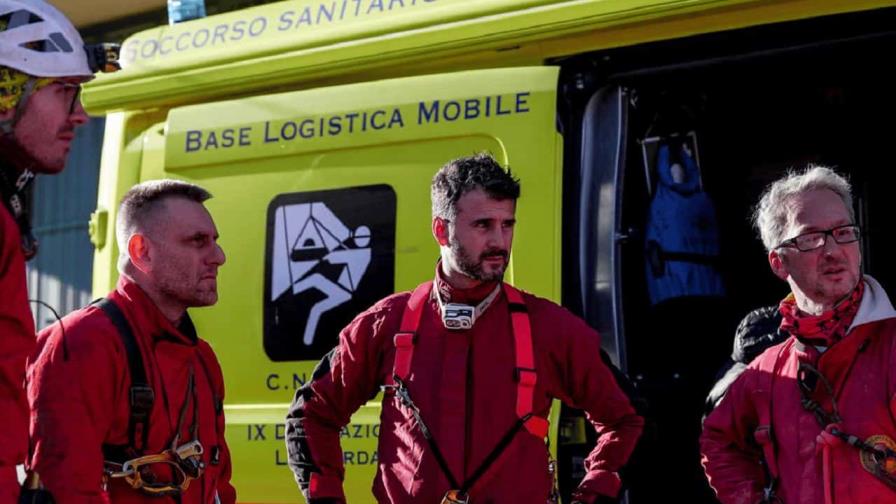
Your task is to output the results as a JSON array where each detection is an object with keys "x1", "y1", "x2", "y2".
[
  {"x1": 52, "y1": 80, "x2": 82, "y2": 115},
  {"x1": 776, "y1": 224, "x2": 861, "y2": 252}
]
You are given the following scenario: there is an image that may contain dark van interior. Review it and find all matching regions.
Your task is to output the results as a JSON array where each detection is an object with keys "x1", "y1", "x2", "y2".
[{"x1": 555, "y1": 6, "x2": 896, "y2": 502}]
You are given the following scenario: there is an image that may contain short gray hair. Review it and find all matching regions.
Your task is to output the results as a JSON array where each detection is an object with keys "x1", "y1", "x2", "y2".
[
  {"x1": 753, "y1": 165, "x2": 854, "y2": 251},
  {"x1": 116, "y1": 179, "x2": 211, "y2": 272}
]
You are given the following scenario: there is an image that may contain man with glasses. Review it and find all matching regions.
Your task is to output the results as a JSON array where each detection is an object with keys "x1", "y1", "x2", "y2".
[
  {"x1": 700, "y1": 166, "x2": 896, "y2": 504},
  {"x1": 0, "y1": 1, "x2": 118, "y2": 500}
]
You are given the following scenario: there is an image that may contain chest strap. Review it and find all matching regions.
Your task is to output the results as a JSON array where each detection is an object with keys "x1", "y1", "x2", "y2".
[
  {"x1": 504, "y1": 284, "x2": 549, "y2": 438},
  {"x1": 96, "y1": 298, "x2": 155, "y2": 455},
  {"x1": 386, "y1": 281, "x2": 548, "y2": 438},
  {"x1": 753, "y1": 342, "x2": 788, "y2": 503},
  {"x1": 385, "y1": 280, "x2": 431, "y2": 389}
]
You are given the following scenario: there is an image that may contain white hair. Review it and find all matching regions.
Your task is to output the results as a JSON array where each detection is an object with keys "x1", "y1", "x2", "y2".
[{"x1": 753, "y1": 165, "x2": 854, "y2": 252}]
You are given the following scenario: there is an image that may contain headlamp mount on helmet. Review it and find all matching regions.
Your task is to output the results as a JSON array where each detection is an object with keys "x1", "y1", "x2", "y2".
[{"x1": 85, "y1": 43, "x2": 121, "y2": 74}]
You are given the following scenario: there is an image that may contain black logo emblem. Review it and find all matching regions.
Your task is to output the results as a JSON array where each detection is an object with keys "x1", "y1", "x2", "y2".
[{"x1": 264, "y1": 185, "x2": 396, "y2": 361}]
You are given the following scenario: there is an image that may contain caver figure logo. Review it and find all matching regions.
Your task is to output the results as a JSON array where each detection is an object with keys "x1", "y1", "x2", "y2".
[{"x1": 264, "y1": 185, "x2": 396, "y2": 361}]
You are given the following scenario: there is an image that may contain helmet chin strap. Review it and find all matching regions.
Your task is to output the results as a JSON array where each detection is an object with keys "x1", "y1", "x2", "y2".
[{"x1": 0, "y1": 138, "x2": 38, "y2": 260}]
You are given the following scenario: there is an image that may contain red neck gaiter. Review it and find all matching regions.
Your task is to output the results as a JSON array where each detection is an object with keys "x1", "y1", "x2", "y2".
[
  {"x1": 434, "y1": 261, "x2": 500, "y2": 305},
  {"x1": 779, "y1": 280, "x2": 865, "y2": 347}
]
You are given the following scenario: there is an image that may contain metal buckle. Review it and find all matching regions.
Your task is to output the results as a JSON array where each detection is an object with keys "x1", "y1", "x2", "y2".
[
  {"x1": 441, "y1": 489, "x2": 470, "y2": 504},
  {"x1": 129, "y1": 386, "x2": 155, "y2": 415},
  {"x1": 174, "y1": 440, "x2": 206, "y2": 478},
  {"x1": 175, "y1": 440, "x2": 204, "y2": 459}
]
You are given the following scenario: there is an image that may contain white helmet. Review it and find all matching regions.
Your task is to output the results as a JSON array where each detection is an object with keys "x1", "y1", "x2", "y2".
[{"x1": 0, "y1": 0, "x2": 92, "y2": 79}]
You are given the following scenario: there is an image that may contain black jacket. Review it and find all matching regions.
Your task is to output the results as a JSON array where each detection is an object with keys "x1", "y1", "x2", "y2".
[{"x1": 703, "y1": 305, "x2": 787, "y2": 416}]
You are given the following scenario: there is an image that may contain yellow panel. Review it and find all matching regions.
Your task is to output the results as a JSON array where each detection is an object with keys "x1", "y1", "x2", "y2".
[{"x1": 122, "y1": 65, "x2": 561, "y2": 502}]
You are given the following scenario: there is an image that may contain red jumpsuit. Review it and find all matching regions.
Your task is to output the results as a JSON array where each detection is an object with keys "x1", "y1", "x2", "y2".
[
  {"x1": 27, "y1": 277, "x2": 236, "y2": 504},
  {"x1": 286, "y1": 274, "x2": 643, "y2": 503},
  {"x1": 0, "y1": 203, "x2": 34, "y2": 504},
  {"x1": 701, "y1": 277, "x2": 896, "y2": 504}
]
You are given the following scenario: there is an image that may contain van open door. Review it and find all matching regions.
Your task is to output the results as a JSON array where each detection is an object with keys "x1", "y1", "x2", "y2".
[
  {"x1": 96, "y1": 66, "x2": 564, "y2": 502},
  {"x1": 578, "y1": 86, "x2": 630, "y2": 370}
]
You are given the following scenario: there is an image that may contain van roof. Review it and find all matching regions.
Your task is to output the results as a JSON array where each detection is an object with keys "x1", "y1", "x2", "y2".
[{"x1": 83, "y1": 0, "x2": 893, "y2": 114}]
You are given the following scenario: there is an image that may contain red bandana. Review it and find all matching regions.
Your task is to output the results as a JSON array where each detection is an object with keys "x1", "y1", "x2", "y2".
[{"x1": 779, "y1": 281, "x2": 865, "y2": 347}]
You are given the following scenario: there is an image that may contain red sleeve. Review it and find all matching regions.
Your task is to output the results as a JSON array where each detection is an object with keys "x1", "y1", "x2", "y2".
[
  {"x1": 0, "y1": 208, "x2": 35, "y2": 499},
  {"x1": 546, "y1": 307, "x2": 645, "y2": 501},
  {"x1": 889, "y1": 333, "x2": 896, "y2": 434},
  {"x1": 214, "y1": 414, "x2": 237, "y2": 504},
  {"x1": 199, "y1": 343, "x2": 236, "y2": 504},
  {"x1": 699, "y1": 366, "x2": 766, "y2": 504},
  {"x1": 284, "y1": 300, "x2": 398, "y2": 502},
  {"x1": 27, "y1": 312, "x2": 121, "y2": 504}
]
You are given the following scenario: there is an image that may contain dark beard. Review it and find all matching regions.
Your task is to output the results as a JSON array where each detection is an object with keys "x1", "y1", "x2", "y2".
[{"x1": 450, "y1": 239, "x2": 508, "y2": 282}]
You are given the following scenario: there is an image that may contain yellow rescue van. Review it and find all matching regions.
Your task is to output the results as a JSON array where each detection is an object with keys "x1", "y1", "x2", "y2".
[{"x1": 83, "y1": 0, "x2": 896, "y2": 502}]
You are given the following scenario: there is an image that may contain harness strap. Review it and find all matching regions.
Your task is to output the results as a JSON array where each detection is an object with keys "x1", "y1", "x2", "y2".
[
  {"x1": 388, "y1": 281, "x2": 547, "y2": 437},
  {"x1": 459, "y1": 414, "x2": 530, "y2": 494},
  {"x1": 385, "y1": 281, "x2": 431, "y2": 387},
  {"x1": 815, "y1": 424, "x2": 839, "y2": 504},
  {"x1": 385, "y1": 280, "x2": 550, "y2": 497},
  {"x1": 393, "y1": 373, "x2": 531, "y2": 496},
  {"x1": 97, "y1": 298, "x2": 154, "y2": 454},
  {"x1": 753, "y1": 341, "x2": 790, "y2": 500},
  {"x1": 505, "y1": 284, "x2": 548, "y2": 438}
]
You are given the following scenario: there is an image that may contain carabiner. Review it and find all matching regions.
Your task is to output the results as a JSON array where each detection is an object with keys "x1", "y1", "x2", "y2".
[{"x1": 441, "y1": 489, "x2": 470, "y2": 504}]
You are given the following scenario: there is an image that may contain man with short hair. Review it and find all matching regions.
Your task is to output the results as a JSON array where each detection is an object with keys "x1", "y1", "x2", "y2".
[
  {"x1": 27, "y1": 180, "x2": 236, "y2": 504},
  {"x1": 701, "y1": 166, "x2": 896, "y2": 503},
  {"x1": 0, "y1": 1, "x2": 116, "y2": 500},
  {"x1": 286, "y1": 153, "x2": 643, "y2": 503}
]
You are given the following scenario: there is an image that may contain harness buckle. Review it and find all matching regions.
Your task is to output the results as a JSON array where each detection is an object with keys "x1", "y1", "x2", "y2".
[
  {"x1": 441, "y1": 489, "x2": 470, "y2": 504},
  {"x1": 175, "y1": 440, "x2": 204, "y2": 460},
  {"x1": 394, "y1": 332, "x2": 415, "y2": 348},
  {"x1": 129, "y1": 386, "x2": 155, "y2": 415},
  {"x1": 392, "y1": 382, "x2": 418, "y2": 413},
  {"x1": 761, "y1": 486, "x2": 783, "y2": 504},
  {"x1": 514, "y1": 367, "x2": 537, "y2": 386}
]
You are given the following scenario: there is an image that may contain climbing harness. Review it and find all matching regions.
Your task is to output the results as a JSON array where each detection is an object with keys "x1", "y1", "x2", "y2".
[
  {"x1": 382, "y1": 281, "x2": 549, "y2": 502},
  {"x1": 95, "y1": 298, "x2": 210, "y2": 496}
]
